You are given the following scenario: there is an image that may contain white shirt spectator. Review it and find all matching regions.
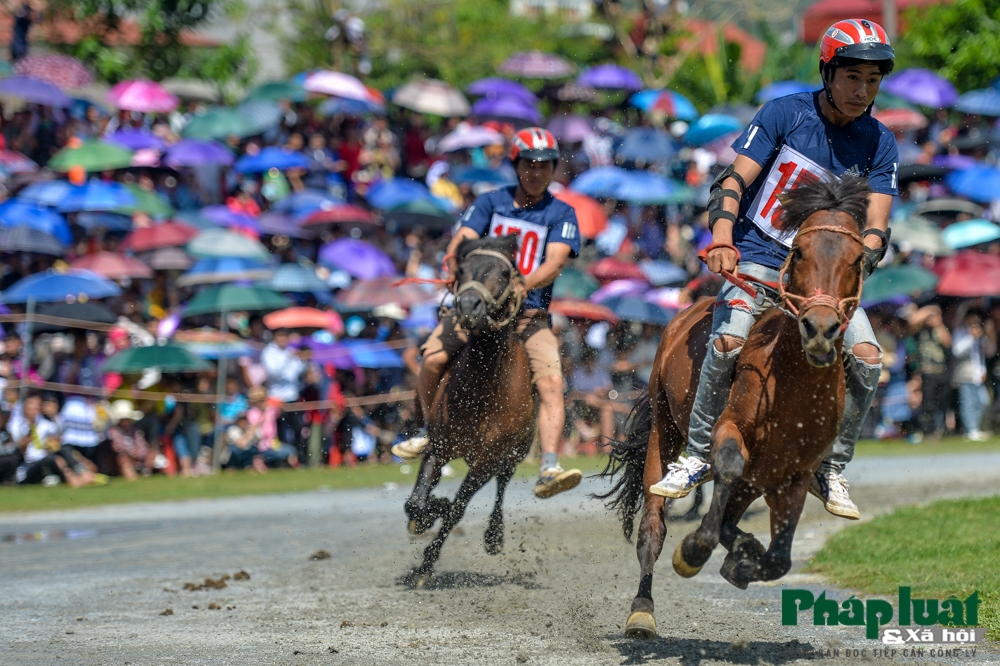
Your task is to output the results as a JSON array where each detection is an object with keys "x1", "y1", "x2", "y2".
[
  {"x1": 8, "y1": 413, "x2": 60, "y2": 482},
  {"x1": 260, "y1": 342, "x2": 305, "y2": 402},
  {"x1": 58, "y1": 396, "x2": 100, "y2": 448}
]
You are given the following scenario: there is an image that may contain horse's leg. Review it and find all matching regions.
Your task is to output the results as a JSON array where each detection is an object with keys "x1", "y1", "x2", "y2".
[
  {"x1": 718, "y1": 480, "x2": 767, "y2": 590},
  {"x1": 404, "y1": 450, "x2": 444, "y2": 534},
  {"x1": 673, "y1": 421, "x2": 746, "y2": 577},
  {"x1": 484, "y1": 460, "x2": 516, "y2": 555},
  {"x1": 416, "y1": 466, "x2": 492, "y2": 579}
]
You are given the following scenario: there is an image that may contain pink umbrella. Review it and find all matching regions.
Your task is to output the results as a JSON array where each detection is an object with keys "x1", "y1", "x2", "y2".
[
  {"x1": 547, "y1": 114, "x2": 593, "y2": 143},
  {"x1": 303, "y1": 71, "x2": 373, "y2": 103},
  {"x1": 107, "y1": 80, "x2": 180, "y2": 113},
  {"x1": 13, "y1": 54, "x2": 93, "y2": 90},
  {"x1": 437, "y1": 125, "x2": 504, "y2": 153},
  {"x1": 499, "y1": 51, "x2": 574, "y2": 79},
  {"x1": 589, "y1": 279, "x2": 649, "y2": 304},
  {"x1": 70, "y1": 251, "x2": 153, "y2": 279}
]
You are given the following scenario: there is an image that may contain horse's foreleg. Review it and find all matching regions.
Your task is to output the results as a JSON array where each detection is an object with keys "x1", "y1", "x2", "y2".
[
  {"x1": 718, "y1": 479, "x2": 767, "y2": 590},
  {"x1": 405, "y1": 451, "x2": 444, "y2": 534},
  {"x1": 484, "y1": 461, "x2": 516, "y2": 555},
  {"x1": 673, "y1": 422, "x2": 747, "y2": 577},
  {"x1": 417, "y1": 467, "x2": 492, "y2": 578}
]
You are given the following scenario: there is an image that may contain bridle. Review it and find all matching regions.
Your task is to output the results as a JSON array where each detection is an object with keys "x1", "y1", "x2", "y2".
[{"x1": 452, "y1": 249, "x2": 523, "y2": 330}]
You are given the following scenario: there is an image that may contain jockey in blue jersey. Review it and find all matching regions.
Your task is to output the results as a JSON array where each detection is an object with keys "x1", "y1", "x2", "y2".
[
  {"x1": 393, "y1": 127, "x2": 585, "y2": 499},
  {"x1": 650, "y1": 18, "x2": 899, "y2": 520}
]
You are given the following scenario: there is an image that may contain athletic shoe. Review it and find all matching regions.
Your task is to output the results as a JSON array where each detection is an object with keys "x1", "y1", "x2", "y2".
[
  {"x1": 809, "y1": 471, "x2": 860, "y2": 520},
  {"x1": 533, "y1": 465, "x2": 582, "y2": 499},
  {"x1": 649, "y1": 456, "x2": 713, "y2": 498},
  {"x1": 966, "y1": 430, "x2": 989, "y2": 442},
  {"x1": 42, "y1": 474, "x2": 61, "y2": 487},
  {"x1": 391, "y1": 429, "x2": 429, "y2": 459}
]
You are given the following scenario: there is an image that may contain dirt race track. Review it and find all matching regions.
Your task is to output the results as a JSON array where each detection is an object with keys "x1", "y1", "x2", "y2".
[{"x1": 2, "y1": 451, "x2": 1000, "y2": 665}]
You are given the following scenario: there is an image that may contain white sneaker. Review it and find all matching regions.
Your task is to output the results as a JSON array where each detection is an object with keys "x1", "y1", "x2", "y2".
[
  {"x1": 966, "y1": 430, "x2": 989, "y2": 442},
  {"x1": 391, "y1": 430, "x2": 429, "y2": 459},
  {"x1": 42, "y1": 474, "x2": 61, "y2": 487},
  {"x1": 649, "y1": 456, "x2": 713, "y2": 499},
  {"x1": 809, "y1": 471, "x2": 860, "y2": 520}
]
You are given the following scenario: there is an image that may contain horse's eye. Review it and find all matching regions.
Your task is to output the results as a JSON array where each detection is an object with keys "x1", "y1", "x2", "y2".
[{"x1": 792, "y1": 246, "x2": 803, "y2": 261}]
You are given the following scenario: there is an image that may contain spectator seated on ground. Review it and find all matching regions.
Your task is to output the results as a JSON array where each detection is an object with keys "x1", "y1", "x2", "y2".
[
  {"x1": 0, "y1": 405, "x2": 20, "y2": 485},
  {"x1": 246, "y1": 386, "x2": 298, "y2": 468},
  {"x1": 106, "y1": 400, "x2": 155, "y2": 480},
  {"x1": 224, "y1": 413, "x2": 268, "y2": 473},
  {"x1": 8, "y1": 392, "x2": 101, "y2": 487}
]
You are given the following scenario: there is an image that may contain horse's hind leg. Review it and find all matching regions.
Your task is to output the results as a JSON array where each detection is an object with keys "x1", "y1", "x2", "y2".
[
  {"x1": 484, "y1": 460, "x2": 516, "y2": 555},
  {"x1": 416, "y1": 467, "x2": 492, "y2": 578},
  {"x1": 405, "y1": 451, "x2": 445, "y2": 534}
]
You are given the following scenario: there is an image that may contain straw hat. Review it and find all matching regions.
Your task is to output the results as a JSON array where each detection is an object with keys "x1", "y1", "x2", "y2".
[
  {"x1": 372, "y1": 302, "x2": 407, "y2": 321},
  {"x1": 108, "y1": 399, "x2": 144, "y2": 423}
]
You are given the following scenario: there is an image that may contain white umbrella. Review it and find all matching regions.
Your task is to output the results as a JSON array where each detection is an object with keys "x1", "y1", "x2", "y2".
[
  {"x1": 303, "y1": 71, "x2": 373, "y2": 102},
  {"x1": 437, "y1": 125, "x2": 504, "y2": 153},
  {"x1": 392, "y1": 78, "x2": 470, "y2": 117}
]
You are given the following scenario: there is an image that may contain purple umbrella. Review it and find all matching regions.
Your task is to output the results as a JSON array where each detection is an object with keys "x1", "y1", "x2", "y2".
[
  {"x1": 471, "y1": 96, "x2": 542, "y2": 123},
  {"x1": 201, "y1": 205, "x2": 261, "y2": 233},
  {"x1": 319, "y1": 238, "x2": 397, "y2": 280},
  {"x1": 498, "y1": 51, "x2": 574, "y2": 79},
  {"x1": 933, "y1": 154, "x2": 979, "y2": 170},
  {"x1": 163, "y1": 139, "x2": 235, "y2": 168},
  {"x1": 547, "y1": 114, "x2": 593, "y2": 142},
  {"x1": 466, "y1": 78, "x2": 538, "y2": 104},
  {"x1": 107, "y1": 129, "x2": 166, "y2": 151},
  {"x1": 577, "y1": 65, "x2": 643, "y2": 92},
  {"x1": 589, "y1": 279, "x2": 648, "y2": 304},
  {"x1": 882, "y1": 69, "x2": 958, "y2": 109},
  {"x1": 259, "y1": 212, "x2": 316, "y2": 239},
  {"x1": 0, "y1": 75, "x2": 72, "y2": 107}
]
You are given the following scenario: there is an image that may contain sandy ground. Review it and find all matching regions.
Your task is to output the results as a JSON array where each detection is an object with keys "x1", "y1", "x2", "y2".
[{"x1": 2, "y1": 451, "x2": 999, "y2": 665}]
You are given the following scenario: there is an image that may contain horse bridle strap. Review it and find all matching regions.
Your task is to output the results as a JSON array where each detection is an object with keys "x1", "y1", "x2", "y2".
[
  {"x1": 453, "y1": 249, "x2": 524, "y2": 329},
  {"x1": 777, "y1": 224, "x2": 865, "y2": 328}
]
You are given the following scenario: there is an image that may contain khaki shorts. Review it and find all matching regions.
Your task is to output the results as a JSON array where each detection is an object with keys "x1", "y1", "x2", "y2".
[{"x1": 421, "y1": 309, "x2": 562, "y2": 384}]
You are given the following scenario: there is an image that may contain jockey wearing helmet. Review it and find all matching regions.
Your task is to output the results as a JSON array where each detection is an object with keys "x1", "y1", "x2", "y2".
[
  {"x1": 393, "y1": 127, "x2": 584, "y2": 499},
  {"x1": 649, "y1": 19, "x2": 898, "y2": 520}
]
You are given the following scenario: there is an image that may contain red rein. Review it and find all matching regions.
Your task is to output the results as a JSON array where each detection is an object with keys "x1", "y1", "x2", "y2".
[{"x1": 392, "y1": 253, "x2": 457, "y2": 289}]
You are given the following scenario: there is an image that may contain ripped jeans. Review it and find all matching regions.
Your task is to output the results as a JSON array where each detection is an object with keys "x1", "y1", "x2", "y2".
[{"x1": 687, "y1": 262, "x2": 882, "y2": 475}]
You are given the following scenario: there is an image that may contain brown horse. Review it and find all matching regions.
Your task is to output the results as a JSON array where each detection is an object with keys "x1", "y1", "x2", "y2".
[
  {"x1": 404, "y1": 234, "x2": 536, "y2": 581},
  {"x1": 597, "y1": 176, "x2": 870, "y2": 638}
]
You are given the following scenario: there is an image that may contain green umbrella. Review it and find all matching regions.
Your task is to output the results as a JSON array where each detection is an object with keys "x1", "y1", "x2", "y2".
[
  {"x1": 116, "y1": 183, "x2": 175, "y2": 219},
  {"x1": 246, "y1": 80, "x2": 306, "y2": 102},
  {"x1": 48, "y1": 139, "x2": 133, "y2": 172},
  {"x1": 862, "y1": 264, "x2": 939, "y2": 306},
  {"x1": 102, "y1": 343, "x2": 212, "y2": 373},
  {"x1": 892, "y1": 215, "x2": 953, "y2": 256},
  {"x1": 553, "y1": 266, "x2": 600, "y2": 300},
  {"x1": 384, "y1": 199, "x2": 454, "y2": 230},
  {"x1": 182, "y1": 107, "x2": 258, "y2": 140},
  {"x1": 875, "y1": 92, "x2": 917, "y2": 111},
  {"x1": 184, "y1": 284, "x2": 290, "y2": 317},
  {"x1": 665, "y1": 180, "x2": 698, "y2": 205},
  {"x1": 187, "y1": 228, "x2": 272, "y2": 261}
]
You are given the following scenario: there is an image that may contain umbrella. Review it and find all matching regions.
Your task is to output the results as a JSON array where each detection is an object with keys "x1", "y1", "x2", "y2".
[
  {"x1": 897, "y1": 164, "x2": 950, "y2": 184},
  {"x1": 117, "y1": 183, "x2": 174, "y2": 219},
  {"x1": 365, "y1": 178, "x2": 430, "y2": 210},
  {"x1": 861, "y1": 265, "x2": 939, "y2": 306},
  {"x1": 588, "y1": 257, "x2": 647, "y2": 283},
  {"x1": 547, "y1": 114, "x2": 593, "y2": 143},
  {"x1": 548, "y1": 299, "x2": 619, "y2": 323},
  {"x1": 708, "y1": 104, "x2": 758, "y2": 126},
  {"x1": 70, "y1": 252, "x2": 153, "y2": 279},
  {"x1": 107, "y1": 128, "x2": 167, "y2": 151},
  {"x1": 685, "y1": 114, "x2": 744, "y2": 146},
  {"x1": 874, "y1": 108, "x2": 928, "y2": 133},
  {"x1": 161, "y1": 77, "x2": 221, "y2": 104},
  {"x1": 499, "y1": 51, "x2": 573, "y2": 79},
  {"x1": 935, "y1": 251, "x2": 1000, "y2": 297},
  {"x1": 177, "y1": 257, "x2": 274, "y2": 287},
  {"x1": 393, "y1": 78, "x2": 470, "y2": 117},
  {"x1": 603, "y1": 296, "x2": 675, "y2": 326},
  {"x1": 954, "y1": 88, "x2": 1000, "y2": 117},
  {"x1": 450, "y1": 166, "x2": 516, "y2": 186},
  {"x1": 577, "y1": 64, "x2": 642, "y2": 91},
  {"x1": 466, "y1": 78, "x2": 537, "y2": 104},
  {"x1": 756, "y1": 81, "x2": 819, "y2": 103},
  {"x1": 107, "y1": 80, "x2": 179, "y2": 113},
  {"x1": 121, "y1": 221, "x2": 198, "y2": 252},
  {"x1": 32, "y1": 301, "x2": 117, "y2": 333},
  {"x1": 319, "y1": 238, "x2": 396, "y2": 280},
  {"x1": 258, "y1": 212, "x2": 316, "y2": 239},
  {"x1": 629, "y1": 90, "x2": 698, "y2": 121},
  {"x1": 163, "y1": 139, "x2": 234, "y2": 167},
  {"x1": 942, "y1": 219, "x2": 1000, "y2": 249},
  {"x1": 384, "y1": 199, "x2": 455, "y2": 231},
  {"x1": 187, "y1": 229, "x2": 271, "y2": 260},
  {"x1": 48, "y1": 139, "x2": 133, "y2": 172},
  {"x1": 471, "y1": 95, "x2": 541, "y2": 123},
  {"x1": 200, "y1": 205, "x2": 260, "y2": 234},
  {"x1": 263, "y1": 263, "x2": 330, "y2": 293},
  {"x1": 437, "y1": 125, "x2": 505, "y2": 152},
  {"x1": 875, "y1": 92, "x2": 917, "y2": 110},
  {"x1": 246, "y1": 80, "x2": 306, "y2": 103},
  {"x1": 552, "y1": 189, "x2": 606, "y2": 239},
  {"x1": 589, "y1": 279, "x2": 648, "y2": 304},
  {"x1": 303, "y1": 70, "x2": 374, "y2": 102},
  {"x1": 0, "y1": 227, "x2": 65, "y2": 255},
  {"x1": 237, "y1": 99, "x2": 284, "y2": 135},
  {"x1": 182, "y1": 107, "x2": 257, "y2": 141},
  {"x1": 334, "y1": 277, "x2": 437, "y2": 310},
  {"x1": 0, "y1": 75, "x2": 72, "y2": 106},
  {"x1": 103, "y1": 343, "x2": 212, "y2": 373},
  {"x1": 263, "y1": 307, "x2": 343, "y2": 333},
  {"x1": 273, "y1": 189, "x2": 345, "y2": 215},
  {"x1": 616, "y1": 128, "x2": 675, "y2": 164},
  {"x1": 13, "y1": 54, "x2": 92, "y2": 90},
  {"x1": 0, "y1": 269, "x2": 121, "y2": 303},
  {"x1": 183, "y1": 285, "x2": 290, "y2": 317},
  {"x1": 340, "y1": 339, "x2": 403, "y2": 369},
  {"x1": 613, "y1": 171, "x2": 676, "y2": 205},
  {"x1": 881, "y1": 69, "x2": 958, "y2": 108},
  {"x1": 638, "y1": 260, "x2": 689, "y2": 286},
  {"x1": 945, "y1": 166, "x2": 1000, "y2": 203},
  {"x1": 139, "y1": 247, "x2": 193, "y2": 271},
  {"x1": 16, "y1": 180, "x2": 72, "y2": 207},
  {"x1": 0, "y1": 150, "x2": 38, "y2": 174},
  {"x1": 234, "y1": 147, "x2": 310, "y2": 173},
  {"x1": 552, "y1": 266, "x2": 599, "y2": 300},
  {"x1": 0, "y1": 200, "x2": 71, "y2": 243},
  {"x1": 317, "y1": 96, "x2": 385, "y2": 118},
  {"x1": 569, "y1": 165, "x2": 629, "y2": 198},
  {"x1": 301, "y1": 204, "x2": 376, "y2": 227},
  {"x1": 57, "y1": 180, "x2": 136, "y2": 213},
  {"x1": 173, "y1": 329, "x2": 257, "y2": 359},
  {"x1": 541, "y1": 82, "x2": 598, "y2": 103},
  {"x1": 891, "y1": 215, "x2": 952, "y2": 255},
  {"x1": 76, "y1": 212, "x2": 133, "y2": 232}
]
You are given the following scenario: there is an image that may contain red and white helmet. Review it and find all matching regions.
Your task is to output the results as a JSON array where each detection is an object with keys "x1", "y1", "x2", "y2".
[
  {"x1": 509, "y1": 127, "x2": 560, "y2": 162},
  {"x1": 820, "y1": 19, "x2": 895, "y2": 72}
]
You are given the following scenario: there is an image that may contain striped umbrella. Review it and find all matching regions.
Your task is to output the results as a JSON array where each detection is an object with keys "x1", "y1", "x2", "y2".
[
  {"x1": 0, "y1": 227, "x2": 65, "y2": 255},
  {"x1": 498, "y1": 51, "x2": 574, "y2": 79},
  {"x1": 334, "y1": 277, "x2": 437, "y2": 311},
  {"x1": 0, "y1": 150, "x2": 39, "y2": 174}
]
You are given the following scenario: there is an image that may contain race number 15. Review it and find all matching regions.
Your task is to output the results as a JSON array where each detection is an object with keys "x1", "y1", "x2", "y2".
[
  {"x1": 492, "y1": 223, "x2": 539, "y2": 275},
  {"x1": 760, "y1": 160, "x2": 820, "y2": 226}
]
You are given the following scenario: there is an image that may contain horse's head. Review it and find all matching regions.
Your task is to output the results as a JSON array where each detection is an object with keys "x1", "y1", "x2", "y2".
[
  {"x1": 453, "y1": 234, "x2": 522, "y2": 333},
  {"x1": 776, "y1": 175, "x2": 869, "y2": 368}
]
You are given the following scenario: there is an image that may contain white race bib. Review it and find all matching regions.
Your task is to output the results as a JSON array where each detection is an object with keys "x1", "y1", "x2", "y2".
[
  {"x1": 488, "y1": 213, "x2": 548, "y2": 276},
  {"x1": 746, "y1": 145, "x2": 833, "y2": 247}
]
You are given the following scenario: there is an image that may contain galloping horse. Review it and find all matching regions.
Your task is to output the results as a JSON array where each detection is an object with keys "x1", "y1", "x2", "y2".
[
  {"x1": 404, "y1": 235, "x2": 536, "y2": 580},
  {"x1": 598, "y1": 176, "x2": 871, "y2": 638}
]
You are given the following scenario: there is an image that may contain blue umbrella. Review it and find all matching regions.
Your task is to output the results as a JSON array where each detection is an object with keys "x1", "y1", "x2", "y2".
[
  {"x1": 317, "y1": 97, "x2": 385, "y2": 118},
  {"x1": 200, "y1": 205, "x2": 261, "y2": 233},
  {"x1": 756, "y1": 81, "x2": 820, "y2": 103},
  {"x1": 172, "y1": 210, "x2": 219, "y2": 230},
  {"x1": 685, "y1": 114, "x2": 744, "y2": 146},
  {"x1": 342, "y1": 339, "x2": 404, "y2": 369},
  {"x1": 569, "y1": 166, "x2": 629, "y2": 198},
  {"x1": 366, "y1": 178, "x2": 431, "y2": 210},
  {"x1": 629, "y1": 90, "x2": 698, "y2": 121},
  {"x1": 616, "y1": 128, "x2": 675, "y2": 163},
  {"x1": 76, "y1": 212, "x2": 133, "y2": 232},
  {"x1": 450, "y1": 166, "x2": 517, "y2": 186},
  {"x1": 17, "y1": 180, "x2": 73, "y2": 207},
  {"x1": 234, "y1": 147, "x2": 310, "y2": 173},
  {"x1": 946, "y1": 166, "x2": 1000, "y2": 203},
  {"x1": 613, "y1": 171, "x2": 675, "y2": 205},
  {"x1": 942, "y1": 219, "x2": 1000, "y2": 249},
  {"x1": 57, "y1": 180, "x2": 137, "y2": 213},
  {"x1": 954, "y1": 88, "x2": 1000, "y2": 117},
  {"x1": 176, "y1": 256, "x2": 275, "y2": 287},
  {"x1": 263, "y1": 263, "x2": 330, "y2": 293},
  {"x1": 272, "y1": 189, "x2": 344, "y2": 216},
  {"x1": 0, "y1": 269, "x2": 121, "y2": 304},
  {"x1": 638, "y1": 260, "x2": 688, "y2": 286},
  {"x1": 466, "y1": 78, "x2": 538, "y2": 104},
  {"x1": 602, "y1": 296, "x2": 675, "y2": 326},
  {"x1": 0, "y1": 200, "x2": 71, "y2": 243}
]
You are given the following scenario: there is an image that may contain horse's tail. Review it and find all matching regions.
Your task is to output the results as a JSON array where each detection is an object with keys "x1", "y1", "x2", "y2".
[{"x1": 592, "y1": 390, "x2": 652, "y2": 541}]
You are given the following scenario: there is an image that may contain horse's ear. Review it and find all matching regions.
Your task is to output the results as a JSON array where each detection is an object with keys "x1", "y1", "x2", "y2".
[{"x1": 497, "y1": 233, "x2": 518, "y2": 260}]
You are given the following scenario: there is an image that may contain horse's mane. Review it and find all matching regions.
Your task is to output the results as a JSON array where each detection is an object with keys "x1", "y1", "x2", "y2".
[
  {"x1": 777, "y1": 174, "x2": 871, "y2": 233},
  {"x1": 456, "y1": 234, "x2": 518, "y2": 263}
]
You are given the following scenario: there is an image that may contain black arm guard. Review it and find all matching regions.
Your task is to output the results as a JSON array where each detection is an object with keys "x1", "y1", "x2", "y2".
[
  {"x1": 707, "y1": 164, "x2": 748, "y2": 233},
  {"x1": 861, "y1": 227, "x2": 891, "y2": 277}
]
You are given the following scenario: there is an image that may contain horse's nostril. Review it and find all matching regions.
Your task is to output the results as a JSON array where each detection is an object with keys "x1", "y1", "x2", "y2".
[
  {"x1": 801, "y1": 317, "x2": 817, "y2": 339},
  {"x1": 823, "y1": 321, "x2": 841, "y2": 340}
]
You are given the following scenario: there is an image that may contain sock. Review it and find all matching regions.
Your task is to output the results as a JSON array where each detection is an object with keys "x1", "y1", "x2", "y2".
[{"x1": 541, "y1": 452, "x2": 558, "y2": 471}]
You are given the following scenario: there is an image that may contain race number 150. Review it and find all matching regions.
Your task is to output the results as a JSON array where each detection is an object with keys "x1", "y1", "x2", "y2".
[{"x1": 760, "y1": 160, "x2": 820, "y2": 226}]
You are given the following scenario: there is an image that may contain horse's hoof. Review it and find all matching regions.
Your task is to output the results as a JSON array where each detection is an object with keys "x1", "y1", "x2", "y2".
[
  {"x1": 719, "y1": 555, "x2": 751, "y2": 590},
  {"x1": 484, "y1": 537, "x2": 503, "y2": 556},
  {"x1": 624, "y1": 611, "x2": 657, "y2": 639},
  {"x1": 408, "y1": 520, "x2": 423, "y2": 535},
  {"x1": 414, "y1": 573, "x2": 434, "y2": 588},
  {"x1": 672, "y1": 542, "x2": 703, "y2": 578}
]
